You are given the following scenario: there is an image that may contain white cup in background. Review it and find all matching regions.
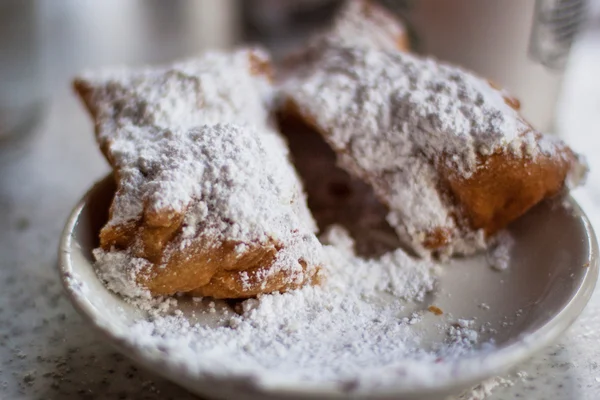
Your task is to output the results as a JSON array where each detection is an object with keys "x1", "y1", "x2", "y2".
[{"x1": 393, "y1": 0, "x2": 586, "y2": 132}]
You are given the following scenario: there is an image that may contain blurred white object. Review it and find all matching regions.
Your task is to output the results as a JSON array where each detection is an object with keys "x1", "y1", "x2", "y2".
[
  {"x1": 404, "y1": 0, "x2": 586, "y2": 132},
  {"x1": 0, "y1": 0, "x2": 44, "y2": 141}
]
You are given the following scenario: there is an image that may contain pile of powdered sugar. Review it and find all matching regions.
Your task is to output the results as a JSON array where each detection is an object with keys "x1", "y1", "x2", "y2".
[
  {"x1": 117, "y1": 226, "x2": 492, "y2": 390},
  {"x1": 487, "y1": 230, "x2": 516, "y2": 271}
]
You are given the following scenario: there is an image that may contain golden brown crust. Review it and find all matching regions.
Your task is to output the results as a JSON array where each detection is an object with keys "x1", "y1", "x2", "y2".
[
  {"x1": 421, "y1": 227, "x2": 452, "y2": 250},
  {"x1": 190, "y1": 261, "x2": 320, "y2": 299},
  {"x1": 96, "y1": 186, "x2": 315, "y2": 298},
  {"x1": 396, "y1": 35, "x2": 410, "y2": 53},
  {"x1": 91, "y1": 179, "x2": 292, "y2": 297},
  {"x1": 442, "y1": 144, "x2": 573, "y2": 236},
  {"x1": 141, "y1": 239, "x2": 281, "y2": 296},
  {"x1": 248, "y1": 50, "x2": 274, "y2": 81}
]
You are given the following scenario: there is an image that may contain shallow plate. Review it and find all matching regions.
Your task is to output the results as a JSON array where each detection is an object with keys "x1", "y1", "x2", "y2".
[{"x1": 59, "y1": 176, "x2": 598, "y2": 400}]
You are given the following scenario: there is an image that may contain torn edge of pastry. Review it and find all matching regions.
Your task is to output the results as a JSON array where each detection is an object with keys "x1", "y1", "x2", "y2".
[
  {"x1": 278, "y1": 5, "x2": 587, "y2": 257},
  {"x1": 73, "y1": 48, "x2": 323, "y2": 299}
]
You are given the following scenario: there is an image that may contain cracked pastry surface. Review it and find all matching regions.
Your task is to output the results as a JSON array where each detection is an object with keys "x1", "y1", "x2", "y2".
[
  {"x1": 279, "y1": 8, "x2": 586, "y2": 256},
  {"x1": 74, "y1": 48, "x2": 323, "y2": 298}
]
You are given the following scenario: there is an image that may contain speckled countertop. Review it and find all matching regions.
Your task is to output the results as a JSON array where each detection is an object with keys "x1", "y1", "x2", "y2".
[{"x1": 1, "y1": 2, "x2": 599, "y2": 399}]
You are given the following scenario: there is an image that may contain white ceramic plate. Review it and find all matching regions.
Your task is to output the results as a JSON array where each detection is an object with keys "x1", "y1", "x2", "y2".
[{"x1": 59, "y1": 176, "x2": 598, "y2": 400}]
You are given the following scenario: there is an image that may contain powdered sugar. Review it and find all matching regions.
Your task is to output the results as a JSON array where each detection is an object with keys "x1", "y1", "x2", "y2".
[
  {"x1": 320, "y1": 225, "x2": 437, "y2": 300},
  {"x1": 455, "y1": 376, "x2": 515, "y2": 400},
  {"x1": 76, "y1": 49, "x2": 275, "y2": 226},
  {"x1": 92, "y1": 249, "x2": 153, "y2": 299},
  {"x1": 487, "y1": 230, "x2": 515, "y2": 271},
  {"x1": 118, "y1": 225, "x2": 492, "y2": 390}
]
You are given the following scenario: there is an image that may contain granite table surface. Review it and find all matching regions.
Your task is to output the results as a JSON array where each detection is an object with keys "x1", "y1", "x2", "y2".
[{"x1": 1, "y1": 2, "x2": 600, "y2": 399}]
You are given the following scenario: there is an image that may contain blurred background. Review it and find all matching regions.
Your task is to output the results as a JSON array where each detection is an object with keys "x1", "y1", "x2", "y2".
[
  {"x1": 2, "y1": 0, "x2": 599, "y2": 141},
  {"x1": 1, "y1": 1, "x2": 600, "y2": 399}
]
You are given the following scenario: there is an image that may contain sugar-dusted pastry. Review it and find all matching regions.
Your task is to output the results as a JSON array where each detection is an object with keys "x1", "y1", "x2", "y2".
[
  {"x1": 74, "y1": 49, "x2": 322, "y2": 298},
  {"x1": 320, "y1": 0, "x2": 409, "y2": 51},
  {"x1": 280, "y1": 16, "x2": 586, "y2": 256},
  {"x1": 282, "y1": 0, "x2": 409, "y2": 74}
]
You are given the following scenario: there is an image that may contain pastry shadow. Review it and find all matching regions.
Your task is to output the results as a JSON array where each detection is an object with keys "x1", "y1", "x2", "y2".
[{"x1": 277, "y1": 112, "x2": 406, "y2": 258}]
